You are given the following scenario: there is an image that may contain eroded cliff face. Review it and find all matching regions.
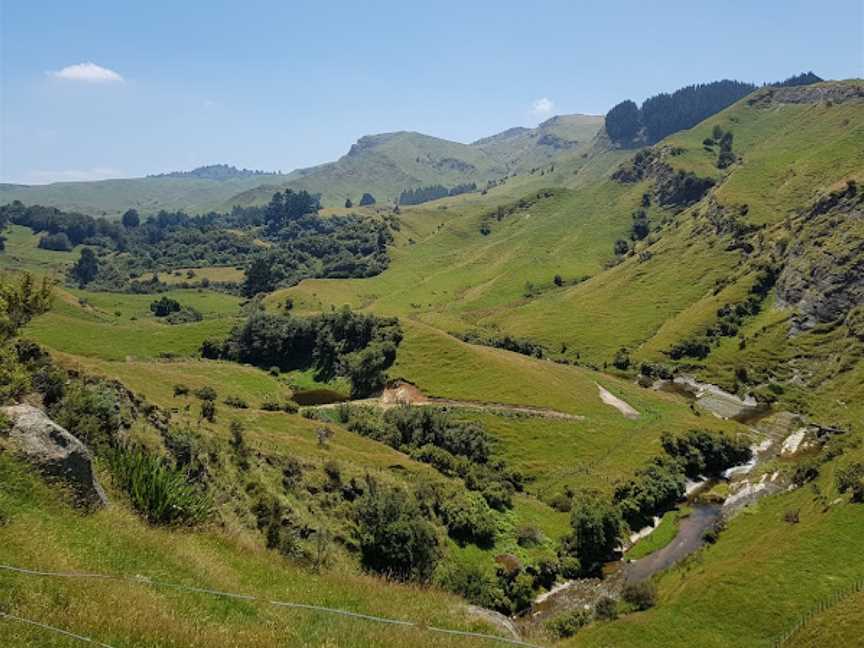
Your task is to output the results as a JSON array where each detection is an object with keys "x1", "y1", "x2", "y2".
[{"x1": 776, "y1": 182, "x2": 864, "y2": 333}]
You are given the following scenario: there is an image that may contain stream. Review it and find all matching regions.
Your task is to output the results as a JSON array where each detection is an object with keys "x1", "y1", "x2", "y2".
[{"x1": 522, "y1": 376, "x2": 792, "y2": 623}]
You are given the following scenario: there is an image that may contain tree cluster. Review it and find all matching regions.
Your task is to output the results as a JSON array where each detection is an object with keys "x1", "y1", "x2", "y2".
[
  {"x1": 203, "y1": 307, "x2": 402, "y2": 398},
  {"x1": 605, "y1": 79, "x2": 756, "y2": 145}
]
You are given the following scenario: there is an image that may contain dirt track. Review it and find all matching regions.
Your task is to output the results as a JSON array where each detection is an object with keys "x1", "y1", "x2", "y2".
[{"x1": 312, "y1": 382, "x2": 585, "y2": 421}]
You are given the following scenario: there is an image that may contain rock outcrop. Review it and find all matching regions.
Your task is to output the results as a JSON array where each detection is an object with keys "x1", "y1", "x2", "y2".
[
  {"x1": 776, "y1": 182, "x2": 864, "y2": 333},
  {"x1": 1, "y1": 404, "x2": 108, "y2": 508}
]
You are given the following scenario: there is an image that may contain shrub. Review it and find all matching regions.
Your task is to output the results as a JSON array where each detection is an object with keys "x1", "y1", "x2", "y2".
[
  {"x1": 193, "y1": 386, "x2": 217, "y2": 401},
  {"x1": 282, "y1": 457, "x2": 303, "y2": 490},
  {"x1": 200, "y1": 400, "x2": 216, "y2": 422},
  {"x1": 507, "y1": 572, "x2": 535, "y2": 614},
  {"x1": 622, "y1": 580, "x2": 657, "y2": 611},
  {"x1": 323, "y1": 460, "x2": 341, "y2": 484},
  {"x1": 837, "y1": 462, "x2": 864, "y2": 502},
  {"x1": 434, "y1": 562, "x2": 507, "y2": 611},
  {"x1": 149, "y1": 296, "x2": 182, "y2": 317},
  {"x1": 438, "y1": 491, "x2": 496, "y2": 545},
  {"x1": 516, "y1": 524, "x2": 543, "y2": 547},
  {"x1": 173, "y1": 384, "x2": 190, "y2": 397},
  {"x1": 595, "y1": 596, "x2": 618, "y2": 620},
  {"x1": 549, "y1": 492, "x2": 573, "y2": 512},
  {"x1": 108, "y1": 446, "x2": 210, "y2": 525},
  {"x1": 547, "y1": 608, "x2": 591, "y2": 638},
  {"x1": 38, "y1": 232, "x2": 73, "y2": 251},
  {"x1": 224, "y1": 395, "x2": 249, "y2": 409},
  {"x1": 355, "y1": 479, "x2": 440, "y2": 582},
  {"x1": 792, "y1": 459, "x2": 819, "y2": 486}
]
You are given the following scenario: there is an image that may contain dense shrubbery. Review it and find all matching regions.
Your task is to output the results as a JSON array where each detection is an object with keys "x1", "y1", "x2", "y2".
[
  {"x1": 355, "y1": 477, "x2": 440, "y2": 582},
  {"x1": 204, "y1": 308, "x2": 402, "y2": 398},
  {"x1": 557, "y1": 429, "x2": 751, "y2": 574},
  {"x1": 661, "y1": 429, "x2": 752, "y2": 478},
  {"x1": 343, "y1": 405, "x2": 520, "y2": 510},
  {"x1": 398, "y1": 183, "x2": 476, "y2": 205},
  {"x1": 455, "y1": 330, "x2": 546, "y2": 359},
  {"x1": 614, "y1": 456, "x2": 686, "y2": 530}
]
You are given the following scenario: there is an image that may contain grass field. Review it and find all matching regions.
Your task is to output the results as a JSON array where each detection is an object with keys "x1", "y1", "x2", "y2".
[
  {"x1": 0, "y1": 453, "x2": 500, "y2": 648},
  {"x1": 139, "y1": 265, "x2": 246, "y2": 285}
]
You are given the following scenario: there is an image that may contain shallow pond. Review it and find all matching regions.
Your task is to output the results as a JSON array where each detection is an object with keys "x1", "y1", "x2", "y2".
[{"x1": 292, "y1": 389, "x2": 348, "y2": 406}]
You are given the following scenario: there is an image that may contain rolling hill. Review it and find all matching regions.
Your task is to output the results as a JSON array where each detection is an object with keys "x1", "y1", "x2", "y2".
[
  {"x1": 0, "y1": 115, "x2": 604, "y2": 216},
  {"x1": 1, "y1": 78, "x2": 863, "y2": 648}
]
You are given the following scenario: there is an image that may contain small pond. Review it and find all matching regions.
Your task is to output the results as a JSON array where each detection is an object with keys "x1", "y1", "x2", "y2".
[{"x1": 292, "y1": 389, "x2": 348, "y2": 406}]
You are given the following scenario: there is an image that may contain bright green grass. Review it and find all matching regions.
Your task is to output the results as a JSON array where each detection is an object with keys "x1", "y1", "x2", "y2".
[
  {"x1": 21, "y1": 286, "x2": 242, "y2": 360},
  {"x1": 0, "y1": 224, "x2": 80, "y2": 275},
  {"x1": 626, "y1": 506, "x2": 692, "y2": 560},
  {"x1": 0, "y1": 454, "x2": 498, "y2": 648},
  {"x1": 786, "y1": 590, "x2": 864, "y2": 647}
]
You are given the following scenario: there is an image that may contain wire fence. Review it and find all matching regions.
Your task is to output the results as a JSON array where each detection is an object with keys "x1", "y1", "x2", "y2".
[
  {"x1": 0, "y1": 611, "x2": 118, "y2": 648},
  {"x1": 772, "y1": 577, "x2": 864, "y2": 647},
  {"x1": 0, "y1": 563, "x2": 543, "y2": 648}
]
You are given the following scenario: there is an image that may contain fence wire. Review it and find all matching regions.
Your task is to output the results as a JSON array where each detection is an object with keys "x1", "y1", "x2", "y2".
[{"x1": 0, "y1": 563, "x2": 543, "y2": 648}]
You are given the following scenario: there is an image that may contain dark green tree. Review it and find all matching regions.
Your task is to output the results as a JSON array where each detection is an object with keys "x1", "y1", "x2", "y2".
[
  {"x1": 70, "y1": 248, "x2": 99, "y2": 286},
  {"x1": 605, "y1": 100, "x2": 641, "y2": 142},
  {"x1": 121, "y1": 209, "x2": 140, "y2": 228},
  {"x1": 355, "y1": 479, "x2": 440, "y2": 582},
  {"x1": 559, "y1": 491, "x2": 624, "y2": 575}
]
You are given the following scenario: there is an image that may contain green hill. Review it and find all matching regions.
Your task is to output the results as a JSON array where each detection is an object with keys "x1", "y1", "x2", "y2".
[
  {"x1": 1, "y1": 79, "x2": 862, "y2": 647},
  {"x1": 0, "y1": 115, "x2": 604, "y2": 217},
  {"x1": 0, "y1": 172, "x2": 289, "y2": 219}
]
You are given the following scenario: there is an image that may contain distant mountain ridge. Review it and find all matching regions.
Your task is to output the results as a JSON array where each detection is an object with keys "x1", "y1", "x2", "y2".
[
  {"x1": 148, "y1": 164, "x2": 281, "y2": 181},
  {"x1": 0, "y1": 113, "x2": 605, "y2": 215}
]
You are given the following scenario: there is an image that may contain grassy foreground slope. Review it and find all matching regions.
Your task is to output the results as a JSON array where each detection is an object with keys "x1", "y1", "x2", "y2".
[{"x1": 0, "y1": 454, "x2": 497, "y2": 648}]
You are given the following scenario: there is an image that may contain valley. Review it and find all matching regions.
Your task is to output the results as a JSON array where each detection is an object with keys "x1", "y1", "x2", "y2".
[{"x1": 1, "y1": 72, "x2": 862, "y2": 648}]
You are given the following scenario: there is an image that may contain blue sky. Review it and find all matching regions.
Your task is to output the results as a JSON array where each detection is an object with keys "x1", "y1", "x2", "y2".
[{"x1": 1, "y1": 0, "x2": 862, "y2": 184}]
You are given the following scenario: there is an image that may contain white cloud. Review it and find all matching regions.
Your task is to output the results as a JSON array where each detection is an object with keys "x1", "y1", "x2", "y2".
[
  {"x1": 531, "y1": 97, "x2": 555, "y2": 117},
  {"x1": 49, "y1": 62, "x2": 124, "y2": 83},
  {"x1": 27, "y1": 168, "x2": 125, "y2": 184}
]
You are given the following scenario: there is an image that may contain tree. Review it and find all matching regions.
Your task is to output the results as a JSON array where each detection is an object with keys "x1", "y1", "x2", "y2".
[
  {"x1": 70, "y1": 248, "x2": 99, "y2": 286},
  {"x1": 149, "y1": 296, "x2": 181, "y2": 317},
  {"x1": 559, "y1": 490, "x2": 624, "y2": 575},
  {"x1": 121, "y1": 209, "x2": 140, "y2": 228},
  {"x1": 243, "y1": 257, "x2": 274, "y2": 297},
  {"x1": 614, "y1": 239, "x2": 629, "y2": 256},
  {"x1": 359, "y1": 193, "x2": 376, "y2": 206},
  {"x1": 355, "y1": 479, "x2": 440, "y2": 582},
  {"x1": 344, "y1": 198, "x2": 353, "y2": 209},
  {"x1": 605, "y1": 100, "x2": 641, "y2": 142}
]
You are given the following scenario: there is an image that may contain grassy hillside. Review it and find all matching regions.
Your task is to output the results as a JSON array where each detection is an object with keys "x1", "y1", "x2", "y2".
[
  {"x1": 1, "y1": 80, "x2": 862, "y2": 648},
  {"x1": 0, "y1": 453, "x2": 500, "y2": 648},
  {"x1": 1, "y1": 115, "x2": 604, "y2": 216},
  {"x1": 222, "y1": 116, "x2": 604, "y2": 209}
]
